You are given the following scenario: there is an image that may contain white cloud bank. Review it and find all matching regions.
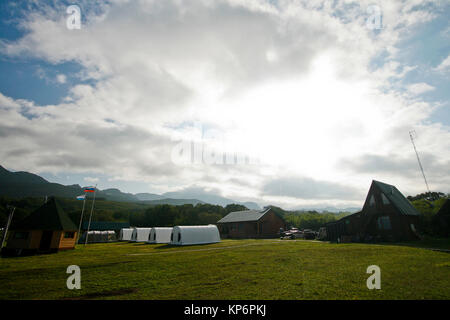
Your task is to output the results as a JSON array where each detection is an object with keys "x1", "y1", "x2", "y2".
[
  {"x1": 0, "y1": 0, "x2": 448, "y2": 209},
  {"x1": 407, "y1": 82, "x2": 435, "y2": 95},
  {"x1": 436, "y1": 55, "x2": 450, "y2": 72}
]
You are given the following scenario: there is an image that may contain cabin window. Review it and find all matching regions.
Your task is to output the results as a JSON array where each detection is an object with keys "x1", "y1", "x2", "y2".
[
  {"x1": 170, "y1": 232, "x2": 173, "y2": 241},
  {"x1": 64, "y1": 232, "x2": 75, "y2": 238},
  {"x1": 178, "y1": 233, "x2": 181, "y2": 242},
  {"x1": 369, "y1": 195, "x2": 376, "y2": 207},
  {"x1": 14, "y1": 232, "x2": 29, "y2": 239},
  {"x1": 377, "y1": 216, "x2": 392, "y2": 230},
  {"x1": 381, "y1": 193, "x2": 390, "y2": 205}
]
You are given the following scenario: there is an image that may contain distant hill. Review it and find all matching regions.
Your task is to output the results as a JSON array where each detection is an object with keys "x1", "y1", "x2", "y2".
[
  {"x1": 291, "y1": 205, "x2": 361, "y2": 214},
  {"x1": 162, "y1": 189, "x2": 260, "y2": 210},
  {"x1": 101, "y1": 188, "x2": 139, "y2": 202},
  {"x1": 0, "y1": 165, "x2": 87, "y2": 199},
  {"x1": 141, "y1": 198, "x2": 205, "y2": 206},
  {"x1": 135, "y1": 193, "x2": 165, "y2": 201},
  {"x1": 0, "y1": 165, "x2": 48, "y2": 185},
  {"x1": 0, "y1": 165, "x2": 258, "y2": 208},
  {"x1": 0, "y1": 165, "x2": 138, "y2": 202}
]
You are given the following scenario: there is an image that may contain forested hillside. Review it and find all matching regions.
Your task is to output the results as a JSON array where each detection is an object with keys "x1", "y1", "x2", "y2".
[{"x1": 1, "y1": 194, "x2": 448, "y2": 235}]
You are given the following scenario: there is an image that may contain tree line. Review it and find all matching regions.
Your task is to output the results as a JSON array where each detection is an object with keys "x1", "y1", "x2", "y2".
[
  {"x1": 129, "y1": 203, "x2": 248, "y2": 227},
  {"x1": 1, "y1": 195, "x2": 447, "y2": 236}
]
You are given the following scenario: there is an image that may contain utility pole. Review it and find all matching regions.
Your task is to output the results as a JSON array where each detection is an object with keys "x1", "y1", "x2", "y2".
[{"x1": 409, "y1": 130, "x2": 431, "y2": 196}]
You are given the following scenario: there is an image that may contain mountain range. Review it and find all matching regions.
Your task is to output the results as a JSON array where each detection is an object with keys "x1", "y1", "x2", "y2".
[
  {"x1": 0, "y1": 165, "x2": 362, "y2": 212},
  {"x1": 0, "y1": 165, "x2": 260, "y2": 209}
]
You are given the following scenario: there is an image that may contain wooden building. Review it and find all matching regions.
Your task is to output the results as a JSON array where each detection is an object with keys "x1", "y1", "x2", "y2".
[
  {"x1": 3, "y1": 197, "x2": 78, "y2": 256},
  {"x1": 325, "y1": 211, "x2": 363, "y2": 243},
  {"x1": 217, "y1": 207, "x2": 286, "y2": 239},
  {"x1": 325, "y1": 180, "x2": 421, "y2": 242},
  {"x1": 433, "y1": 199, "x2": 450, "y2": 237}
]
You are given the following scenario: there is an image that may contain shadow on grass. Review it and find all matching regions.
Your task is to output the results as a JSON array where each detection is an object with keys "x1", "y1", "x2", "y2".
[
  {"x1": 62, "y1": 288, "x2": 139, "y2": 300},
  {"x1": 154, "y1": 243, "x2": 217, "y2": 249},
  {"x1": 329, "y1": 237, "x2": 450, "y2": 252},
  {"x1": 377, "y1": 238, "x2": 450, "y2": 251}
]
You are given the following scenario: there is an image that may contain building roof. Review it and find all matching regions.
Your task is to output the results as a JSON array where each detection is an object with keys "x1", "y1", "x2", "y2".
[
  {"x1": 217, "y1": 208, "x2": 272, "y2": 223},
  {"x1": 81, "y1": 221, "x2": 130, "y2": 230},
  {"x1": 372, "y1": 180, "x2": 420, "y2": 216},
  {"x1": 12, "y1": 197, "x2": 78, "y2": 231},
  {"x1": 436, "y1": 199, "x2": 450, "y2": 216},
  {"x1": 326, "y1": 211, "x2": 362, "y2": 226}
]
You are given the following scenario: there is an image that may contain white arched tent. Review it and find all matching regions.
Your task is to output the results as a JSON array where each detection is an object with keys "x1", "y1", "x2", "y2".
[
  {"x1": 79, "y1": 230, "x2": 96, "y2": 244},
  {"x1": 106, "y1": 230, "x2": 116, "y2": 241},
  {"x1": 100, "y1": 231, "x2": 108, "y2": 242},
  {"x1": 131, "y1": 228, "x2": 152, "y2": 242},
  {"x1": 148, "y1": 227, "x2": 173, "y2": 244},
  {"x1": 93, "y1": 230, "x2": 102, "y2": 242},
  {"x1": 170, "y1": 225, "x2": 220, "y2": 246},
  {"x1": 119, "y1": 228, "x2": 134, "y2": 241}
]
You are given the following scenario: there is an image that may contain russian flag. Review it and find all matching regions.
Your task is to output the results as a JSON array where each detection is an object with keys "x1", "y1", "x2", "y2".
[
  {"x1": 76, "y1": 194, "x2": 86, "y2": 200},
  {"x1": 84, "y1": 186, "x2": 96, "y2": 193}
]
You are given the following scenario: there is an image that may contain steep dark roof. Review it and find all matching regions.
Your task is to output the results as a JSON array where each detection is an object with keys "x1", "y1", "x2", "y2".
[
  {"x1": 372, "y1": 180, "x2": 420, "y2": 216},
  {"x1": 12, "y1": 197, "x2": 78, "y2": 231},
  {"x1": 81, "y1": 221, "x2": 130, "y2": 230},
  {"x1": 436, "y1": 199, "x2": 450, "y2": 216},
  {"x1": 217, "y1": 208, "x2": 272, "y2": 223}
]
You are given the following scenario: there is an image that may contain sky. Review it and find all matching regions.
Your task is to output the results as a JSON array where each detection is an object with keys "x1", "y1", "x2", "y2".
[{"x1": 0, "y1": 0, "x2": 449, "y2": 210}]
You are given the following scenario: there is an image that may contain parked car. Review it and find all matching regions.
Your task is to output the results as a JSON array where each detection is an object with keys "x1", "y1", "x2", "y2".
[
  {"x1": 317, "y1": 227, "x2": 327, "y2": 240},
  {"x1": 280, "y1": 228, "x2": 306, "y2": 240}
]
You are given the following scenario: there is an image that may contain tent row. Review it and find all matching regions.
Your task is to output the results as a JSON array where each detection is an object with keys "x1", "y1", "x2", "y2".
[
  {"x1": 118, "y1": 225, "x2": 220, "y2": 245},
  {"x1": 78, "y1": 230, "x2": 116, "y2": 244}
]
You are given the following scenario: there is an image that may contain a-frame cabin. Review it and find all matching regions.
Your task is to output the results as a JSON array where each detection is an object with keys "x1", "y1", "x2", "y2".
[
  {"x1": 3, "y1": 197, "x2": 78, "y2": 256},
  {"x1": 433, "y1": 198, "x2": 450, "y2": 237},
  {"x1": 325, "y1": 180, "x2": 421, "y2": 242},
  {"x1": 359, "y1": 180, "x2": 421, "y2": 241}
]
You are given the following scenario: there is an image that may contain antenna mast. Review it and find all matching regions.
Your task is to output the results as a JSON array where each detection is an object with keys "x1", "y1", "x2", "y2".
[{"x1": 409, "y1": 130, "x2": 431, "y2": 195}]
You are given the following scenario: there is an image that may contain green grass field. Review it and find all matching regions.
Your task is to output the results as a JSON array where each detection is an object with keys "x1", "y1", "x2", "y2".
[{"x1": 1, "y1": 239, "x2": 449, "y2": 300}]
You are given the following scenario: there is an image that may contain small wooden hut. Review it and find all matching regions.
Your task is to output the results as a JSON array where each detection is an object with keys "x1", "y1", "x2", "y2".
[
  {"x1": 3, "y1": 197, "x2": 78, "y2": 256},
  {"x1": 217, "y1": 207, "x2": 286, "y2": 239}
]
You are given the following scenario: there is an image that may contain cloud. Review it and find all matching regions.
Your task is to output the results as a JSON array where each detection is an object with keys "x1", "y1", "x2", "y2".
[
  {"x1": 262, "y1": 176, "x2": 363, "y2": 200},
  {"x1": 56, "y1": 74, "x2": 67, "y2": 84},
  {"x1": 406, "y1": 82, "x2": 435, "y2": 95},
  {"x1": 435, "y1": 55, "x2": 450, "y2": 72},
  {"x1": 83, "y1": 176, "x2": 99, "y2": 183},
  {"x1": 0, "y1": 0, "x2": 448, "y2": 207},
  {"x1": 0, "y1": 92, "x2": 185, "y2": 181},
  {"x1": 338, "y1": 153, "x2": 450, "y2": 194},
  {"x1": 339, "y1": 153, "x2": 419, "y2": 176}
]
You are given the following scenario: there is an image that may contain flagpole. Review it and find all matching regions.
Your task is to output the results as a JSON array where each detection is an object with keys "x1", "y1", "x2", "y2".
[
  {"x1": 85, "y1": 185, "x2": 97, "y2": 246},
  {"x1": 1, "y1": 207, "x2": 15, "y2": 250},
  {"x1": 77, "y1": 196, "x2": 86, "y2": 244}
]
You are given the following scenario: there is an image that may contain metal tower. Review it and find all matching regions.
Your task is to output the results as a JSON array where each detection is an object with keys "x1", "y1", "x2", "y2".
[{"x1": 409, "y1": 130, "x2": 431, "y2": 195}]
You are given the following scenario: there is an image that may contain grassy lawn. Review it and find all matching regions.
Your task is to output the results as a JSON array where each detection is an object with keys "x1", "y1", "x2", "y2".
[{"x1": 0, "y1": 239, "x2": 449, "y2": 300}]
